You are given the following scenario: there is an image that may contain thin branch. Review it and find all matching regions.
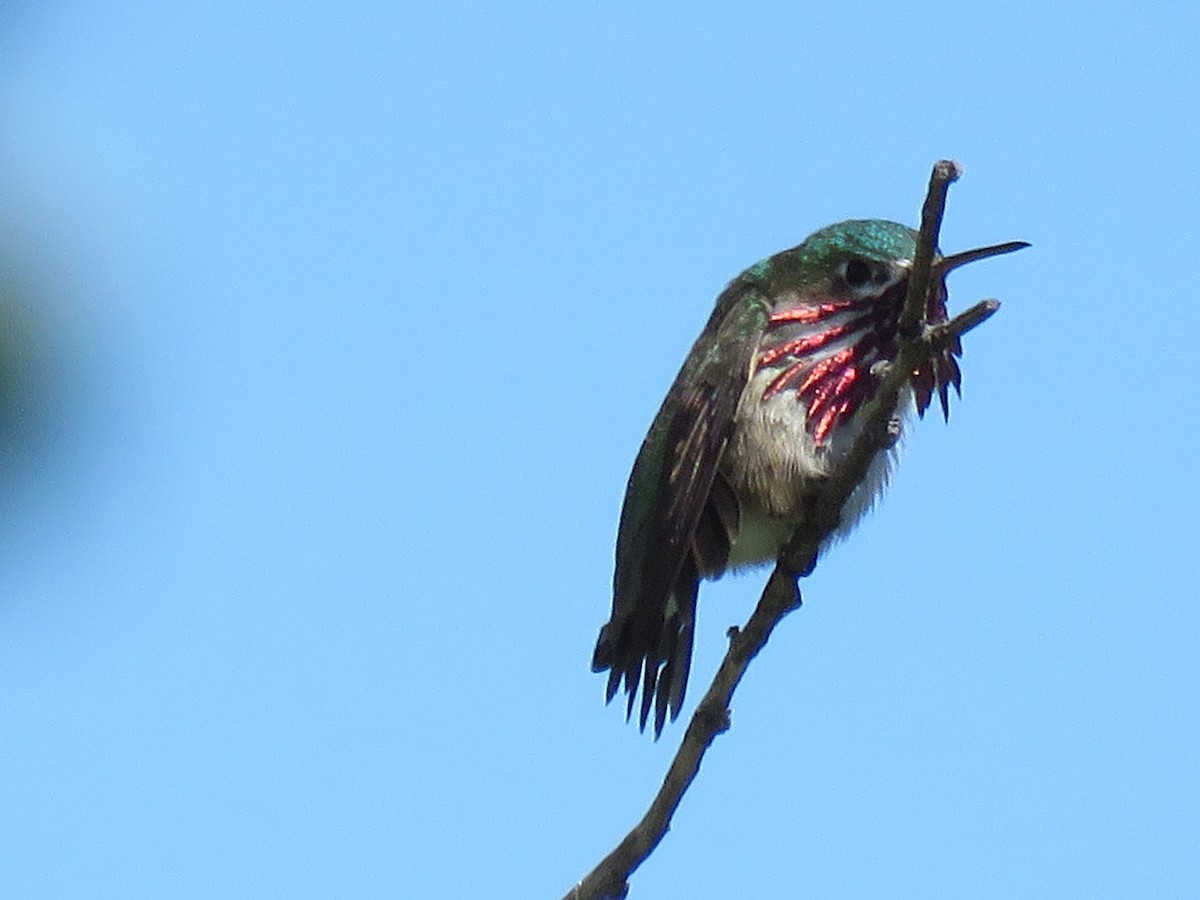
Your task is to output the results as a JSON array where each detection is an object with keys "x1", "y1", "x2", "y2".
[
  {"x1": 930, "y1": 298, "x2": 1000, "y2": 347},
  {"x1": 566, "y1": 160, "x2": 990, "y2": 900},
  {"x1": 898, "y1": 159, "x2": 961, "y2": 340}
]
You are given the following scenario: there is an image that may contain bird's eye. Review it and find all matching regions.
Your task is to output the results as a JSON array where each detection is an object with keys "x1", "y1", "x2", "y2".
[{"x1": 843, "y1": 258, "x2": 873, "y2": 288}]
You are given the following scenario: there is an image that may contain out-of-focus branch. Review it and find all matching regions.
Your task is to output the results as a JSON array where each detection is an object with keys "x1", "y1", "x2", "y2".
[{"x1": 565, "y1": 160, "x2": 993, "y2": 900}]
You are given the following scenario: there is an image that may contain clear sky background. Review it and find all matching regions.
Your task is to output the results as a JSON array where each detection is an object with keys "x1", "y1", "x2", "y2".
[{"x1": 0, "y1": 3, "x2": 1197, "y2": 898}]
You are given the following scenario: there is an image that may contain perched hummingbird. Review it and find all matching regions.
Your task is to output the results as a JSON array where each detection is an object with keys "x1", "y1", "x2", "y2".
[{"x1": 592, "y1": 219, "x2": 1026, "y2": 736}]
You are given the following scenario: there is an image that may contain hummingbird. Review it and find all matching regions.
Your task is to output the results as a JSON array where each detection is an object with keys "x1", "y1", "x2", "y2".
[{"x1": 592, "y1": 219, "x2": 1027, "y2": 736}]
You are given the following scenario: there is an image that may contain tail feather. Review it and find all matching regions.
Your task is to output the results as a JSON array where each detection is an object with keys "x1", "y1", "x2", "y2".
[
  {"x1": 592, "y1": 558, "x2": 704, "y2": 738},
  {"x1": 592, "y1": 476, "x2": 738, "y2": 737}
]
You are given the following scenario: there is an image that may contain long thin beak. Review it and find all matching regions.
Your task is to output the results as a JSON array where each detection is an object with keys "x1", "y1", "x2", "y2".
[{"x1": 936, "y1": 240, "x2": 1030, "y2": 274}]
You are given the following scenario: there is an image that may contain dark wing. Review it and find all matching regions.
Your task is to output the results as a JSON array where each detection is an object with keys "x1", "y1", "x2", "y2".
[{"x1": 592, "y1": 280, "x2": 771, "y2": 735}]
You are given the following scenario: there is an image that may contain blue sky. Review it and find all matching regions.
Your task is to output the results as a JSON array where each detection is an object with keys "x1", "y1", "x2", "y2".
[{"x1": 0, "y1": 2, "x2": 1197, "y2": 898}]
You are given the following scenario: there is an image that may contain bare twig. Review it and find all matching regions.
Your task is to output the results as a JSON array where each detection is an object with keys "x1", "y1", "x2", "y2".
[{"x1": 566, "y1": 160, "x2": 993, "y2": 900}]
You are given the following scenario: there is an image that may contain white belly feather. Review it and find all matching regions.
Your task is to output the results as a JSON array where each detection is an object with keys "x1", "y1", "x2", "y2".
[{"x1": 719, "y1": 367, "x2": 910, "y2": 571}]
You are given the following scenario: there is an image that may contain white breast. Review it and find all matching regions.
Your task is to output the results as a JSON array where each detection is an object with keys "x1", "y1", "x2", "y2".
[{"x1": 719, "y1": 372, "x2": 910, "y2": 571}]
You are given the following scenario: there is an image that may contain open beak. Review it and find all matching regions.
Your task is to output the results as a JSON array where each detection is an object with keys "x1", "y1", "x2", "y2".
[{"x1": 936, "y1": 240, "x2": 1030, "y2": 274}]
